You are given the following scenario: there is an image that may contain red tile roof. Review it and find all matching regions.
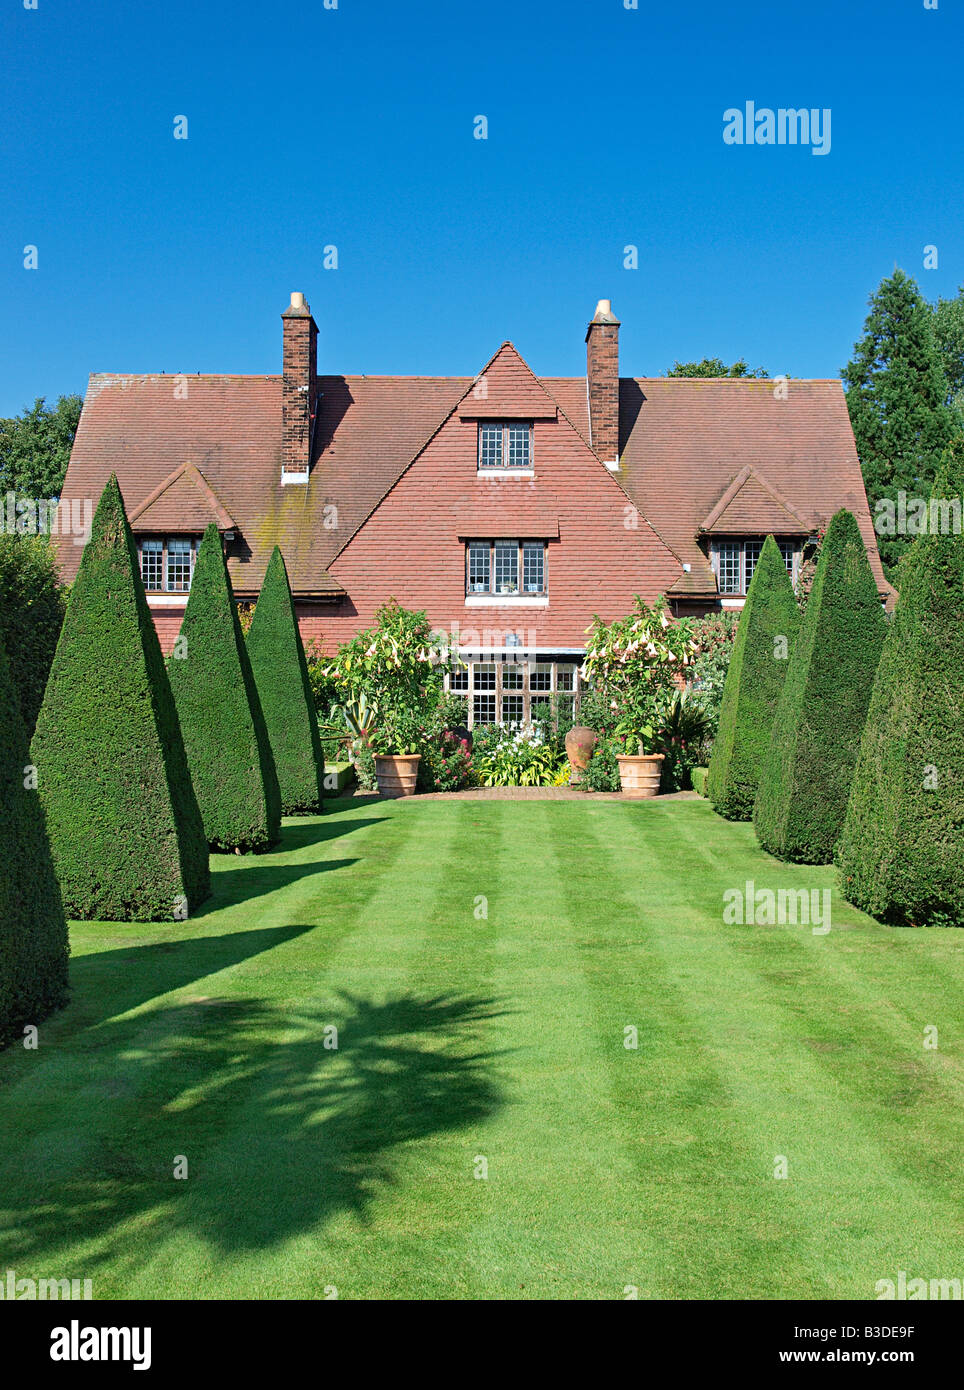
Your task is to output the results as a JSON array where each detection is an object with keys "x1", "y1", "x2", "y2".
[{"x1": 58, "y1": 360, "x2": 888, "y2": 603}]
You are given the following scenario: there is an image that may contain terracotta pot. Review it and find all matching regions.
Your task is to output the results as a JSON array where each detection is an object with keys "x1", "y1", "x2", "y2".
[
  {"x1": 374, "y1": 753, "x2": 421, "y2": 798},
  {"x1": 616, "y1": 753, "x2": 664, "y2": 799},
  {"x1": 565, "y1": 726, "x2": 598, "y2": 783}
]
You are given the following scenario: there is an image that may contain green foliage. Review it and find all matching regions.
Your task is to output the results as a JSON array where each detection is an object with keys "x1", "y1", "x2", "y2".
[
  {"x1": 168, "y1": 525, "x2": 281, "y2": 852},
  {"x1": 418, "y1": 731, "x2": 473, "y2": 792},
  {"x1": 706, "y1": 536, "x2": 799, "y2": 820},
  {"x1": 31, "y1": 476, "x2": 210, "y2": 920},
  {"x1": 930, "y1": 283, "x2": 964, "y2": 425},
  {"x1": 0, "y1": 635, "x2": 69, "y2": 1049},
  {"x1": 836, "y1": 446, "x2": 964, "y2": 926},
  {"x1": 583, "y1": 596, "x2": 697, "y2": 754},
  {"x1": 246, "y1": 547, "x2": 324, "y2": 814},
  {"x1": 0, "y1": 534, "x2": 65, "y2": 735},
  {"x1": 0, "y1": 394, "x2": 82, "y2": 499},
  {"x1": 843, "y1": 269, "x2": 956, "y2": 573},
  {"x1": 582, "y1": 736, "x2": 622, "y2": 792},
  {"x1": 665, "y1": 358, "x2": 769, "y2": 379},
  {"x1": 658, "y1": 688, "x2": 713, "y2": 792},
  {"x1": 304, "y1": 638, "x2": 341, "y2": 715},
  {"x1": 689, "y1": 611, "x2": 740, "y2": 745},
  {"x1": 324, "y1": 600, "x2": 443, "y2": 755},
  {"x1": 753, "y1": 510, "x2": 887, "y2": 863},
  {"x1": 472, "y1": 726, "x2": 566, "y2": 787},
  {"x1": 691, "y1": 766, "x2": 709, "y2": 797}
]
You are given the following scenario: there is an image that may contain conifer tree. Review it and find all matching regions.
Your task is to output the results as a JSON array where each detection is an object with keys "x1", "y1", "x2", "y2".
[
  {"x1": 31, "y1": 476, "x2": 209, "y2": 920},
  {"x1": 0, "y1": 635, "x2": 69, "y2": 1049},
  {"x1": 168, "y1": 524, "x2": 281, "y2": 852},
  {"x1": 706, "y1": 536, "x2": 799, "y2": 820},
  {"x1": 753, "y1": 510, "x2": 887, "y2": 863},
  {"x1": 246, "y1": 547, "x2": 324, "y2": 813},
  {"x1": 836, "y1": 445, "x2": 964, "y2": 926},
  {"x1": 843, "y1": 269, "x2": 955, "y2": 573}
]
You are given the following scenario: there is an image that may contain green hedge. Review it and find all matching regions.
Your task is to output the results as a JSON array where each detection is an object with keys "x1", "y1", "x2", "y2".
[
  {"x1": 246, "y1": 547, "x2": 324, "y2": 814},
  {"x1": 31, "y1": 475, "x2": 210, "y2": 920},
  {"x1": 168, "y1": 525, "x2": 281, "y2": 852},
  {"x1": 691, "y1": 766, "x2": 708, "y2": 797},
  {"x1": 0, "y1": 534, "x2": 65, "y2": 736},
  {"x1": 706, "y1": 536, "x2": 799, "y2": 820},
  {"x1": 754, "y1": 510, "x2": 887, "y2": 863},
  {"x1": 836, "y1": 449, "x2": 964, "y2": 925},
  {"x1": 0, "y1": 634, "x2": 69, "y2": 1048}
]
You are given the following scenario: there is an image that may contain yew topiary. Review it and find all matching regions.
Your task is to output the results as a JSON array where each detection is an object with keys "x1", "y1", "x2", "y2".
[
  {"x1": 753, "y1": 510, "x2": 887, "y2": 862},
  {"x1": 836, "y1": 447, "x2": 964, "y2": 925},
  {"x1": 246, "y1": 547, "x2": 324, "y2": 813},
  {"x1": 706, "y1": 535, "x2": 799, "y2": 820},
  {"x1": 30, "y1": 475, "x2": 210, "y2": 921},
  {"x1": 168, "y1": 524, "x2": 281, "y2": 852},
  {"x1": 0, "y1": 634, "x2": 69, "y2": 1048}
]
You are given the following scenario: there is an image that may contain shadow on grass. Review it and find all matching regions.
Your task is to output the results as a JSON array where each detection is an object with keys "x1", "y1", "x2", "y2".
[
  {"x1": 199, "y1": 857, "x2": 360, "y2": 916},
  {"x1": 0, "y1": 976, "x2": 506, "y2": 1276}
]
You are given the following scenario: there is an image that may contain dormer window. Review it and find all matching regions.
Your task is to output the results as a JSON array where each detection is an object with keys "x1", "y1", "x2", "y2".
[
  {"x1": 712, "y1": 538, "x2": 796, "y2": 595},
  {"x1": 478, "y1": 422, "x2": 533, "y2": 471},
  {"x1": 137, "y1": 536, "x2": 200, "y2": 593}
]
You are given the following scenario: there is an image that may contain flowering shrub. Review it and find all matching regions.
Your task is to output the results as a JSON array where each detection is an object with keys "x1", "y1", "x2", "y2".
[
  {"x1": 472, "y1": 725, "x2": 567, "y2": 787},
  {"x1": 424, "y1": 732, "x2": 473, "y2": 792},
  {"x1": 324, "y1": 600, "x2": 443, "y2": 756},
  {"x1": 582, "y1": 596, "x2": 697, "y2": 755}
]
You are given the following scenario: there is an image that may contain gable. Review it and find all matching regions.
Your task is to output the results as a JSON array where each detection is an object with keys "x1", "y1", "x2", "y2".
[
  {"x1": 457, "y1": 343, "x2": 559, "y2": 420},
  {"x1": 700, "y1": 466, "x2": 810, "y2": 536},
  {"x1": 129, "y1": 462, "x2": 235, "y2": 533}
]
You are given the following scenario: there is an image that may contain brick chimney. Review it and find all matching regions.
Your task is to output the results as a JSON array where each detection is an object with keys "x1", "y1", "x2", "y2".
[
  {"x1": 281, "y1": 291, "x2": 317, "y2": 482},
  {"x1": 586, "y1": 298, "x2": 620, "y2": 470}
]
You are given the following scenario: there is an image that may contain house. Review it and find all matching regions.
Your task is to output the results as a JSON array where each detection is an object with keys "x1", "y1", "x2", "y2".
[{"x1": 56, "y1": 292, "x2": 889, "y2": 728}]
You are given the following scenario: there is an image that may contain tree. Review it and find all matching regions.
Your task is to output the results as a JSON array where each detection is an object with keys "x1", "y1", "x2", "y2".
[
  {"x1": 753, "y1": 510, "x2": 887, "y2": 863},
  {"x1": 842, "y1": 269, "x2": 955, "y2": 573},
  {"x1": 665, "y1": 358, "x2": 769, "y2": 379},
  {"x1": 168, "y1": 525, "x2": 281, "y2": 851},
  {"x1": 0, "y1": 534, "x2": 65, "y2": 735},
  {"x1": 836, "y1": 445, "x2": 964, "y2": 926},
  {"x1": 31, "y1": 476, "x2": 209, "y2": 921},
  {"x1": 0, "y1": 394, "x2": 82, "y2": 499},
  {"x1": 0, "y1": 633, "x2": 69, "y2": 1050},
  {"x1": 930, "y1": 284, "x2": 964, "y2": 426},
  {"x1": 706, "y1": 536, "x2": 799, "y2": 820},
  {"x1": 246, "y1": 547, "x2": 325, "y2": 813}
]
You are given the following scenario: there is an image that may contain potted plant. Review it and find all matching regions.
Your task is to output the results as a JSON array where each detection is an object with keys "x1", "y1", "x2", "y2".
[
  {"x1": 582, "y1": 596, "x2": 697, "y2": 799},
  {"x1": 324, "y1": 600, "x2": 443, "y2": 798}
]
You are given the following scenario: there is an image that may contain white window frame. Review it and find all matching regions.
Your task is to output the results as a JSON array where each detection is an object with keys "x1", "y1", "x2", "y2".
[
  {"x1": 465, "y1": 540, "x2": 547, "y2": 597},
  {"x1": 477, "y1": 421, "x2": 533, "y2": 472},
  {"x1": 711, "y1": 538, "x2": 798, "y2": 595}
]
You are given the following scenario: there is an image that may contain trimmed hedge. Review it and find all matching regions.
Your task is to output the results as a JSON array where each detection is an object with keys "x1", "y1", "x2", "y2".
[
  {"x1": 168, "y1": 525, "x2": 281, "y2": 852},
  {"x1": 31, "y1": 475, "x2": 210, "y2": 921},
  {"x1": 691, "y1": 766, "x2": 708, "y2": 797},
  {"x1": 0, "y1": 633, "x2": 69, "y2": 1049},
  {"x1": 753, "y1": 510, "x2": 887, "y2": 863},
  {"x1": 836, "y1": 449, "x2": 964, "y2": 926},
  {"x1": 706, "y1": 535, "x2": 799, "y2": 820},
  {"x1": 246, "y1": 547, "x2": 325, "y2": 813},
  {"x1": 0, "y1": 534, "x2": 66, "y2": 736}
]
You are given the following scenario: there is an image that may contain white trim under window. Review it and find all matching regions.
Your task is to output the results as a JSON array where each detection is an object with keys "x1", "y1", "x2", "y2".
[{"x1": 477, "y1": 421, "x2": 533, "y2": 471}]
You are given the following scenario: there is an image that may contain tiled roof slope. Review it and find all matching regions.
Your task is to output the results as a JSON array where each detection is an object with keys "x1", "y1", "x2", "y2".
[
  {"x1": 59, "y1": 372, "x2": 468, "y2": 594},
  {"x1": 545, "y1": 374, "x2": 889, "y2": 597},
  {"x1": 129, "y1": 462, "x2": 235, "y2": 532},
  {"x1": 58, "y1": 367, "x2": 888, "y2": 601}
]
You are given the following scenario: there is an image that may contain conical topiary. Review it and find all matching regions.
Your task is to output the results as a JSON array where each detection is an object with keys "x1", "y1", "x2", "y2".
[
  {"x1": 706, "y1": 535, "x2": 799, "y2": 820},
  {"x1": 836, "y1": 444, "x2": 964, "y2": 926},
  {"x1": 168, "y1": 524, "x2": 281, "y2": 852},
  {"x1": 31, "y1": 475, "x2": 210, "y2": 921},
  {"x1": 246, "y1": 547, "x2": 325, "y2": 814},
  {"x1": 0, "y1": 634, "x2": 69, "y2": 1049},
  {"x1": 753, "y1": 510, "x2": 887, "y2": 863}
]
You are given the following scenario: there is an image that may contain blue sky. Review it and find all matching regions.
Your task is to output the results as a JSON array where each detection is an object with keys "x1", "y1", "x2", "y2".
[{"x1": 2, "y1": 0, "x2": 963, "y2": 414}]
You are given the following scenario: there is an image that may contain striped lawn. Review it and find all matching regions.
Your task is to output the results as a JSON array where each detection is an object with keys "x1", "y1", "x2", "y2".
[{"x1": 2, "y1": 794, "x2": 963, "y2": 1300}]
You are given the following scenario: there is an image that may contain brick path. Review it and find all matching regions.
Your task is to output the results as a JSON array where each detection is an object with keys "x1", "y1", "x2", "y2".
[{"x1": 387, "y1": 787, "x2": 700, "y2": 802}]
